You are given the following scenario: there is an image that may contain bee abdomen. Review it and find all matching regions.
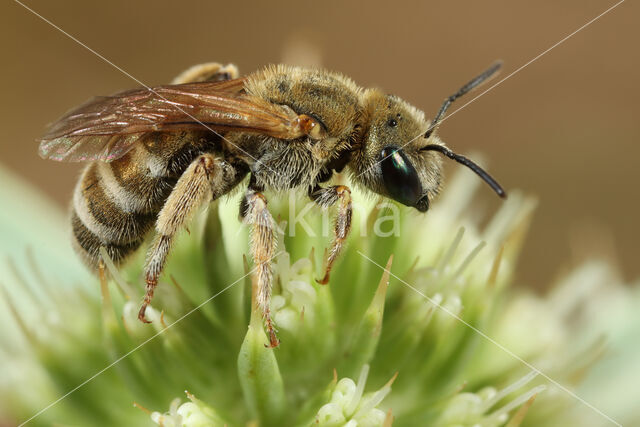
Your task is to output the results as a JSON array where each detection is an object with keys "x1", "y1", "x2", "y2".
[
  {"x1": 72, "y1": 162, "x2": 157, "y2": 269},
  {"x1": 71, "y1": 211, "x2": 144, "y2": 270}
]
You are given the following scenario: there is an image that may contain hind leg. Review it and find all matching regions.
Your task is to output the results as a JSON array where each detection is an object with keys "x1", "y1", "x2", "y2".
[{"x1": 139, "y1": 154, "x2": 238, "y2": 322}]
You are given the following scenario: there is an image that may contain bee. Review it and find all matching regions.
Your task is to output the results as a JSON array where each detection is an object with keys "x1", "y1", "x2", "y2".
[{"x1": 40, "y1": 61, "x2": 506, "y2": 347}]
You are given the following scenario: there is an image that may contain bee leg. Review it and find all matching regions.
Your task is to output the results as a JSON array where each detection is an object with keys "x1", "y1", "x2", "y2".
[
  {"x1": 139, "y1": 154, "x2": 236, "y2": 323},
  {"x1": 171, "y1": 62, "x2": 239, "y2": 84},
  {"x1": 240, "y1": 188, "x2": 279, "y2": 347},
  {"x1": 310, "y1": 185, "x2": 353, "y2": 285}
]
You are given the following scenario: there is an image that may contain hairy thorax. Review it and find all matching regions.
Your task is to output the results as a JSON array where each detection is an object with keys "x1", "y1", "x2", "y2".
[{"x1": 227, "y1": 65, "x2": 366, "y2": 191}]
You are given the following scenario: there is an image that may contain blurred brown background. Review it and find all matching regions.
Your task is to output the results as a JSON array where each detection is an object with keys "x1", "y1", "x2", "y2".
[{"x1": 1, "y1": 0, "x2": 638, "y2": 290}]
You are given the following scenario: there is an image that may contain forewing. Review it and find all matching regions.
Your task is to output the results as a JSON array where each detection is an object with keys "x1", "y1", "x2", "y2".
[{"x1": 39, "y1": 79, "x2": 301, "y2": 162}]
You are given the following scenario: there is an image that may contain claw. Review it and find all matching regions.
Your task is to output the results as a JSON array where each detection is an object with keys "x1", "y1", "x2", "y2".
[
  {"x1": 138, "y1": 303, "x2": 152, "y2": 323},
  {"x1": 138, "y1": 277, "x2": 157, "y2": 324},
  {"x1": 264, "y1": 311, "x2": 280, "y2": 348},
  {"x1": 316, "y1": 272, "x2": 330, "y2": 285},
  {"x1": 258, "y1": 307, "x2": 280, "y2": 347},
  {"x1": 266, "y1": 331, "x2": 280, "y2": 348}
]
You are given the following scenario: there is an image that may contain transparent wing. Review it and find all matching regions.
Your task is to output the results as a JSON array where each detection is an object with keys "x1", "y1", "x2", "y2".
[{"x1": 39, "y1": 79, "x2": 303, "y2": 162}]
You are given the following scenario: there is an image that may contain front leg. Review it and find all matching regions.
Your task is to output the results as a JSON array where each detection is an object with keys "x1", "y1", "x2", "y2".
[
  {"x1": 310, "y1": 185, "x2": 353, "y2": 284},
  {"x1": 240, "y1": 188, "x2": 279, "y2": 347},
  {"x1": 139, "y1": 154, "x2": 237, "y2": 322}
]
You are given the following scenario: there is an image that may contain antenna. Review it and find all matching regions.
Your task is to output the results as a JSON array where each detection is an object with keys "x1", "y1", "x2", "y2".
[
  {"x1": 424, "y1": 61, "x2": 502, "y2": 138},
  {"x1": 421, "y1": 144, "x2": 506, "y2": 198}
]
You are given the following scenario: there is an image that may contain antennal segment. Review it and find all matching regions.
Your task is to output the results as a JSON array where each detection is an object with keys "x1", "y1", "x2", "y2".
[
  {"x1": 422, "y1": 144, "x2": 506, "y2": 198},
  {"x1": 424, "y1": 61, "x2": 502, "y2": 138}
]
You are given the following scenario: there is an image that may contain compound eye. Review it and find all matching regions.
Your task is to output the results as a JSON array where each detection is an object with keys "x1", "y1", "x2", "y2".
[{"x1": 380, "y1": 146, "x2": 422, "y2": 207}]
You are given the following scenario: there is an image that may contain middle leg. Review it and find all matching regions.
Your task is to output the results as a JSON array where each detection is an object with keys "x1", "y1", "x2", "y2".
[
  {"x1": 240, "y1": 188, "x2": 279, "y2": 347},
  {"x1": 310, "y1": 185, "x2": 353, "y2": 285}
]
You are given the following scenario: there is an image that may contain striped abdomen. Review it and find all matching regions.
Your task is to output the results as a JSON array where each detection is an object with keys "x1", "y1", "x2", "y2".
[{"x1": 71, "y1": 131, "x2": 219, "y2": 270}]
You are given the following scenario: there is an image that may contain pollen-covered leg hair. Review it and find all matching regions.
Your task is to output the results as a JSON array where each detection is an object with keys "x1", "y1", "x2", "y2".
[
  {"x1": 311, "y1": 185, "x2": 353, "y2": 285},
  {"x1": 240, "y1": 189, "x2": 279, "y2": 347},
  {"x1": 139, "y1": 154, "x2": 236, "y2": 323}
]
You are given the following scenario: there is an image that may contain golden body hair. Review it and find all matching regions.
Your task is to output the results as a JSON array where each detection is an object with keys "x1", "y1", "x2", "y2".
[{"x1": 43, "y1": 61, "x2": 505, "y2": 347}]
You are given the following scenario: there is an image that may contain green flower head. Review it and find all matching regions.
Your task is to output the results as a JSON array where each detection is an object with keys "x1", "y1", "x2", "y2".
[{"x1": 1, "y1": 166, "x2": 639, "y2": 426}]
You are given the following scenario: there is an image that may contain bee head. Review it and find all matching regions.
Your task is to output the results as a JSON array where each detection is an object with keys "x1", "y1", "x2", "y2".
[
  {"x1": 350, "y1": 91, "x2": 442, "y2": 211},
  {"x1": 349, "y1": 61, "x2": 506, "y2": 211}
]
